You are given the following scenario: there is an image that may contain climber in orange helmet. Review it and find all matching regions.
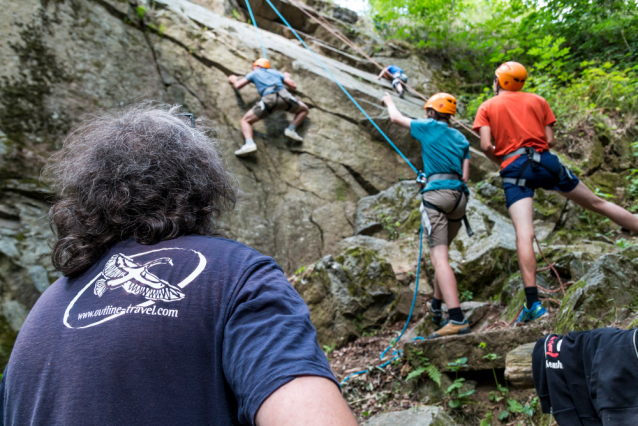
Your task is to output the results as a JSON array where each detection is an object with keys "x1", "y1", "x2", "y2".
[
  {"x1": 228, "y1": 58, "x2": 309, "y2": 157},
  {"x1": 383, "y1": 91, "x2": 473, "y2": 339},
  {"x1": 473, "y1": 61, "x2": 638, "y2": 323}
]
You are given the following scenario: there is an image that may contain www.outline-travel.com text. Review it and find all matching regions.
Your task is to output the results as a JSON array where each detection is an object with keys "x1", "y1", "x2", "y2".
[{"x1": 78, "y1": 304, "x2": 178, "y2": 320}]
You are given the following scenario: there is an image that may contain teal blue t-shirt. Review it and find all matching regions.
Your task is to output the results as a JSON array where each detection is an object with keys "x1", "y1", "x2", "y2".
[{"x1": 410, "y1": 118, "x2": 470, "y2": 194}]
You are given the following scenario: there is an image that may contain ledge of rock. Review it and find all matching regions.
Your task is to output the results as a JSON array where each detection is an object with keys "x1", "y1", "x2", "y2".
[
  {"x1": 504, "y1": 342, "x2": 536, "y2": 388},
  {"x1": 404, "y1": 326, "x2": 543, "y2": 371},
  {"x1": 363, "y1": 406, "x2": 458, "y2": 426}
]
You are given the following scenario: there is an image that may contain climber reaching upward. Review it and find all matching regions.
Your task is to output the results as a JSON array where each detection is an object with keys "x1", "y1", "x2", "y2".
[
  {"x1": 228, "y1": 58, "x2": 309, "y2": 157},
  {"x1": 377, "y1": 65, "x2": 408, "y2": 98},
  {"x1": 382, "y1": 92, "x2": 472, "y2": 339},
  {"x1": 474, "y1": 61, "x2": 638, "y2": 323}
]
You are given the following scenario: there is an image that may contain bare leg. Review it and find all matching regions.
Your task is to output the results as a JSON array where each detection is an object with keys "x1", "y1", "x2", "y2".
[
  {"x1": 508, "y1": 197, "x2": 537, "y2": 288},
  {"x1": 429, "y1": 245, "x2": 460, "y2": 309},
  {"x1": 240, "y1": 110, "x2": 261, "y2": 142},
  {"x1": 559, "y1": 181, "x2": 638, "y2": 232},
  {"x1": 292, "y1": 101, "x2": 309, "y2": 128},
  {"x1": 433, "y1": 274, "x2": 443, "y2": 300},
  {"x1": 395, "y1": 84, "x2": 403, "y2": 96}
]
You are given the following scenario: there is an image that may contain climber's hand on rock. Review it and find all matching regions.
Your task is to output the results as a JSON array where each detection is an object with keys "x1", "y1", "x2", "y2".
[
  {"x1": 381, "y1": 92, "x2": 394, "y2": 107},
  {"x1": 283, "y1": 72, "x2": 291, "y2": 79},
  {"x1": 228, "y1": 75, "x2": 238, "y2": 84}
]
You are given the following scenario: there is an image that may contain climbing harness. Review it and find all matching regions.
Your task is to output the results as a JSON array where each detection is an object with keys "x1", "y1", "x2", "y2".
[
  {"x1": 419, "y1": 173, "x2": 474, "y2": 237},
  {"x1": 261, "y1": 89, "x2": 297, "y2": 114},
  {"x1": 244, "y1": 0, "x2": 268, "y2": 59},
  {"x1": 501, "y1": 147, "x2": 563, "y2": 187}
]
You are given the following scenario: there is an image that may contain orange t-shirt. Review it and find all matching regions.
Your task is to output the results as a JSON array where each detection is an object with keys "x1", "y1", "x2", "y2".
[{"x1": 472, "y1": 91, "x2": 556, "y2": 169}]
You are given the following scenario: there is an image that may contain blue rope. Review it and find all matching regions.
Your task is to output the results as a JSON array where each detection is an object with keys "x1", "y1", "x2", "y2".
[
  {"x1": 261, "y1": 0, "x2": 418, "y2": 174},
  {"x1": 244, "y1": 0, "x2": 268, "y2": 59},
  {"x1": 340, "y1": 224, "x2": 424, "y2": 385}
]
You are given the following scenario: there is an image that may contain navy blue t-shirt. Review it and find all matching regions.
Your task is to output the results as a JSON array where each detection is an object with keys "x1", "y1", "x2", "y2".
[{"x1": 1, "y1": 235, "x2": 336, "y2": 425}]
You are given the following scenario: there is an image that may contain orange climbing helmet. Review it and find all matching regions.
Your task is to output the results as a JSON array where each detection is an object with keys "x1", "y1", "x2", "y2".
[
  {"x1": 253, "y1": 58, "x2": 271, "y2": 69},
  {"x1": 495, "y1": 61, "x2": 528, "y2": 91},
  {"x1": 424, "y1": 93, "x2": 457, "y2": 116}
]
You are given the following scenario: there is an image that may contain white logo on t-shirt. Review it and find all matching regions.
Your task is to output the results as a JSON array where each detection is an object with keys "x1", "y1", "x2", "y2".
[{"x1": 63, "y1": 247, "x2": 206, "y2": 329}]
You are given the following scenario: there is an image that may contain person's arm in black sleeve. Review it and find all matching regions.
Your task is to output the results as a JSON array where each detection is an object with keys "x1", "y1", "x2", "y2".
[
  {"x1": 222, "y1": 260, "x2": 357, "y2": 426},
  {"x1": 533, "y1": 336, "x2": 551, "y2": 414}
]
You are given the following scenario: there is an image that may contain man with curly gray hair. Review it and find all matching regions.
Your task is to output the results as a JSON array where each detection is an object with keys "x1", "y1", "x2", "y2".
[{"x1": 0, "y1": 105, "x2": 356, "y2": 426}]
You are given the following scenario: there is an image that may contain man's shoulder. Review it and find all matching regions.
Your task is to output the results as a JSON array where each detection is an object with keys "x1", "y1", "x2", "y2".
[{"x1": 175, "y1": 235, "x2": 272, "y2": 264}]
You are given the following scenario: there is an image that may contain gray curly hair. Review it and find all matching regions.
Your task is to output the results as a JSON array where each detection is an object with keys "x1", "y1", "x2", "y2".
[{"x1": 44, "y1": 104, "x2": 237, "y2": 276}]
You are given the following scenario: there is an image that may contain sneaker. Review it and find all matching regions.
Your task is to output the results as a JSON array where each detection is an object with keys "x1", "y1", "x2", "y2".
[
  {"x1": 284, "y1": 128, "x2": 303, "y2": 142},
  {"x1": 427, "y1": 300, "x2": 443, "y2": 326},
  {"x1": 427, "y1": 319, "x2": 471, "y2": 339},
  {"x1": 516, "y1": 301, "x2": 547, "y2": 323},
  {"x1": 234, "y1": 142, "x2": 257, "y2": 157}
]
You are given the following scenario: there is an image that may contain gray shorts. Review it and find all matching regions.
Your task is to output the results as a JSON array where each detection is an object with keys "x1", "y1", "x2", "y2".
[
  {"x1": 421, "y1": 189, "x2": 467, "y2": 248},
  {"x1": 251, "y1": 88, "x2": 300, "y2": 118}
]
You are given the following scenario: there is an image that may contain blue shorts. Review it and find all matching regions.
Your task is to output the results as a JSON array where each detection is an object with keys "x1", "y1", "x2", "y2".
[{"x1": 501, "y1": 151, "x2": 579, "y2": 208}]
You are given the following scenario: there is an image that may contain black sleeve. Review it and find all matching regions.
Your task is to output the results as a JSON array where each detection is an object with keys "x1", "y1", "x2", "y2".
[{"x1": 533, "y1": 335, "x2": 551, "y2": 413}]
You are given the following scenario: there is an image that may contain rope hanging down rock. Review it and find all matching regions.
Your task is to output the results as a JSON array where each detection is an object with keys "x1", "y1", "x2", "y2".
[{"x1": 244, "y1": 0, "x2": 268, "y2": 59}]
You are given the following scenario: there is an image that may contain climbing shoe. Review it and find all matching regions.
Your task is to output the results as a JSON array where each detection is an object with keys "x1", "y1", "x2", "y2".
[
  {"x1": 427, "y1": 319, "x2": 471, "y2": 339},
  {"x1": 427, "y1": 300, "x2": 443, "y2": 326},
  {"x1": 516, "y1": 301, "x2": 547, "y2": 323},
  {"x1": 234, "y1": 142, "x2": 257, "y2": 157},
  {"x1": 284, "y1": 128, "x2": 304, "y2": 142}
]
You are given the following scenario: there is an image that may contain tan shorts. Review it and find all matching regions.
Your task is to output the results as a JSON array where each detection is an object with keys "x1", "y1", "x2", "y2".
[
  {"x1": 421, "y1": 189, "x2": 468, "y2": 248},
  {"x1": 251, "y1": 88, "x2": 300, "y2": 119}
]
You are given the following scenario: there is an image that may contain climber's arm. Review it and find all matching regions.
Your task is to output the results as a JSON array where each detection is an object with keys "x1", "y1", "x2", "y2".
[
  {"x1": 479, "y1": 126, "x2": 500, "y2": 165},
  {"x1": 377, "y1": 67, "x2": 389, "y2": 80},
  {"x1": 282, "y1": 73, "x2": 297, "y2": 91},
  {"x1": 462, "y1": 158, "x2": 470, "y2": 183},
  {"x1": 228, "y1": 75, "x2": 250, "y2": 90},
  {"x1": 382, "y1": 93, "x2": 411, "y2": 129},
  {"x1": 546, "y1": 125, "x2": 556, "y2": 148}
]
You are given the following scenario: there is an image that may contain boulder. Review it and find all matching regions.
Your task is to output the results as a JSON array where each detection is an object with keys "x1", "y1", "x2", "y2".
[
  {"x1": 337, "y1": 235, "x2": 432, "y2": 293},
  {"x1": 504, "y1": 342, "x2": 536, "y2": 388},
  {"x1": 363, "y1": 406, "x2": 457, "y2": 426},
  {"x1": 404, "y1": 326, "x2": 543, "y2": 372},
  {"x1": 354, "y1": 180, "x2": 420, "y2": 236},
  {"x1": 291, "y1": 246, "x2": 405, "y2": 348},
  {"x1": 555, "y1": 254, "x2": 638, "y2": 333}
]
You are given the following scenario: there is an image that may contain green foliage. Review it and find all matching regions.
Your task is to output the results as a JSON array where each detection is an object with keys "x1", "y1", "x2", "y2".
[
  {"x1": 406, "y1": 351, "x2": 442, "y2": 385},
  {"x1": 136, "y1": 6, "x2": 147, "y2": 20},
  {"x1": 479, "y1": 412, "x2": 492, "y2": 426},
  {"x1": 446, "y1": 357, "x2": 475, "y2": 409},
  {"x1": 370, "y1": 0, "x2": 638, "y2": 86},
  {"x1": 322, "y1": 343, "x2": 336, "y2": 355},
  {"x1": 460, "y1": 290, "x2": 473, "y2": 302}
]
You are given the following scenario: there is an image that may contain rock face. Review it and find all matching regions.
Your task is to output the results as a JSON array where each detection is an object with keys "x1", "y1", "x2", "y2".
[
  {"x1": 0, "y1": 0, "x2": 442, "y2": 360},
  {"x1": 404, "y1": 327, "x2": 543, "y2": 372},
  {"x1": 291, "y1": 246, "x2": 409, "y2": 347},
  {"x1": 555, "y1": 254, "x2": 638, "y2": 333},
  {"x1": 363, "y1": 406, "x2": 458, "y2": 426},
  {"x1": 504, "y1": 342, "x2": 536, "y2": 388}
]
